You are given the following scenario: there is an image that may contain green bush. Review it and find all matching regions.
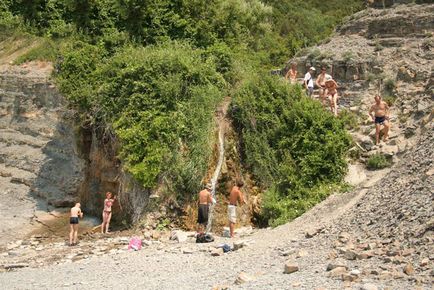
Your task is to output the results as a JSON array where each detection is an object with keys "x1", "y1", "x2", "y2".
[
  {"x1": 366, "y1": 153, "x2": 391, "y2": 170},
  {"x1": 58, "y1": 42, "x2": 226, "y2": 198},
  {"x1": 231, "y1": 74, "x2": 352, "y2": 226},
  {"x1": 384, "y1": 78, "x2": 396, "y2": 92},
  {"x1": 14, "y1": 38, "x2": 58, "y2": 64},
  {"x1": 382, "y1": 95, "x2": 397, "y2": 107},
  {"x1": 338, "y1": 109, "x2": 359, "y2": 130}
]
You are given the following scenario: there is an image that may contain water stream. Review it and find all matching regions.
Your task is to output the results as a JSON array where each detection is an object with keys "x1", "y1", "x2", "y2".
[{"x1": 205, "y1": 116, "x2": 226, "y2": 233}]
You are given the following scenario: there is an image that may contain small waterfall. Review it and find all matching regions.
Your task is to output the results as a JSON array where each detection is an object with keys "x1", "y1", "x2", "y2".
[{"x1": 205, "y1": 114, "x2": 226, "y2": 233}]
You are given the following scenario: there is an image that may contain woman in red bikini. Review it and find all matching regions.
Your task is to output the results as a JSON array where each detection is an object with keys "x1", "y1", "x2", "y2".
[{"x1": 101, "y1": 192, "x2": 116, "y2": 234}]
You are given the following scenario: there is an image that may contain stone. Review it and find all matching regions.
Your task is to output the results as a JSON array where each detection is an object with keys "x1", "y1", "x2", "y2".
[
  {"x1": 292, "y1": 282, "x2": 301, "y2": 287},
  {"x1": 420, "y1": 258, "x2": 429, "y2": 267},
  {"x1": 345, "y1": 164, "x2": 367, "y2": 186},
  {"x1": 343, "y1": 249, "x2": 358, "y2": 260},
  {"x1": 211, "y1": 248, "x2": 224, "y2": 256},
  {"x1": 403, "y1": 263, "x2": 414, "y2": 275},
  {"x1": 233, "y1": 241, "x2": 246, "y2": 251},
  {"x1": 152, "y1": 231, "x2": 161, "y2": 240},
  {"x1": 284, "y1": 262, "x2": 299, "y2": 274},
  {"x1": 235, "y1": 272, "x2": 255, "y2": 284},
  {"x1": 342, "y1": 273, "x2": 357, "y2": 282},
  {"x1": 182, "y1": 248, "x2": 194, "y2": 254},
  {"x1": 326, "y1": 259, "x2": 348, "y2": 271},
  {"x1": 338, "y1": 232, "x2": 351, "y2": 243},
  {"x1": 3, "y1": 263, "x2": 29, "y2": 269},
  {"x1": 296, "y1": 250, "x2": 308, "y2": 258},
  {"x1": 401, "y1": 248, "x2": 415, "y2": 257},
  {"x1": 327, "y1": 266, "x2": 347, "y2": 278},
  {"x1": 305, "y1": 228, "x2": 320, "y2": 238},
  {"x1": 170, "y1": 230, "x2": 188, "y2": 243},
  {"x1": 360, "y1": 283, "x2": 379, "y2": 290}
]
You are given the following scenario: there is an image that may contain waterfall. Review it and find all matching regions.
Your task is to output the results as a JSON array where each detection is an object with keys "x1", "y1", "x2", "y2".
[{"x1": 205, "y1": 120, "x2": 225, "y2": 233}]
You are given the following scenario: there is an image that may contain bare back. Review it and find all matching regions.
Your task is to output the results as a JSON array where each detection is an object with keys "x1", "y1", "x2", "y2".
[
  {"x1": 229, "y1": 186, "x2": 244, "y2": 205},
  {"x1": 70, "y1": 206, "x2": 81, "y2": 218},
  {"x1": 198, "y1": 189, "x2": 211, "y2": 205}
]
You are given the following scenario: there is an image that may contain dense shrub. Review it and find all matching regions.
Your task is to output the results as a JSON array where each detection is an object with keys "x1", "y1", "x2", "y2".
[
  {"x1": 231, "y1": 74, "x2": 352, "y2": 226},
  {"x1": 58, "y1": 42, "x2": 226, "y2": 198}
]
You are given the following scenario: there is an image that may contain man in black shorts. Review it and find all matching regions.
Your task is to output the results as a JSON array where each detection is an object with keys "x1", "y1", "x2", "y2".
[
  {"x1": 197, "y1": 183, "x2": 212, "y2": 233},
  {"x1": 69, "y1": 203, "x2": 83, "y2": 246},
  {"x1": 369, "y1": 95, "x2": 390, "y2": 145}
]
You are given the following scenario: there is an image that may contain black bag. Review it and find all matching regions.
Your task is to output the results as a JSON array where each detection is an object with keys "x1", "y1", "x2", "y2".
[{"x1": 196, "y1": 233, "x2": 214, "y2": 243}]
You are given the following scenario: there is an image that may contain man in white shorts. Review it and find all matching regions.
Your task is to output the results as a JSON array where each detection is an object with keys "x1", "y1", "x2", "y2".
[{"x1": 228, "y1": 180, "x2": 245, "y2": 238}]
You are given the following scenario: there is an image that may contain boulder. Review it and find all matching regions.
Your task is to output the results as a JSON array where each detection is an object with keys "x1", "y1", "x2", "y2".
[{"x1": 235, "y1": 272, "x2": 255, "y2": 284}]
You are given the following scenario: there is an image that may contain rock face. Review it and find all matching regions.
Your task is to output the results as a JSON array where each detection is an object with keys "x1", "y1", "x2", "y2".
[
  {"x1": 0, "y1": 63, "x2": 86, "y2": 244},
  {"x1": 287, "y1": 3, "x2": 433, "y2": 168}
]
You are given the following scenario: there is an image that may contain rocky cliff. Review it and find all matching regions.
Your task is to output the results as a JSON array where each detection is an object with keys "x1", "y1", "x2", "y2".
[
  {"x1": 0, "y1": 62, "x2": 85, "y2": 243},
  {"x1": 287, "y1": 3, "x2": 433, "y2": 165}
]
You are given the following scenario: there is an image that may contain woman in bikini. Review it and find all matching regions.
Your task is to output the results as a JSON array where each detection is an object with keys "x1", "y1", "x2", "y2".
[
  {"x1": 285, "y1": 62, "x2": 298, "y2": 84},
  {"x1": 325, "y1": 75, "x2": 339, "y2": 116},
  {"x1": 101, "y1": 192, "x2": 116, "y2": 234}
]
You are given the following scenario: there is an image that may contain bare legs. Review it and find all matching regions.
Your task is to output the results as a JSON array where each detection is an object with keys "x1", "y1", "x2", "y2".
[
  {"x1": 101, "y1": 211, "x2": 112, "y2": 233},
  {"x1": 229, "y1": 222, "x2": 235, "y2": 238},
  {"x1": 69, "y1": 224, "x2": 78, "y2": 245},
  {"x1": 375, "y1": 121, "x2": 390, "y2": 145},
  {"x1": 329, "y1": 94, "x2": 338, "y2": 116}
]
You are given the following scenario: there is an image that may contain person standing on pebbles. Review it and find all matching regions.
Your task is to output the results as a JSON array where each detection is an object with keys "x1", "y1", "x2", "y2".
[
  {"x1": 197, "y1": 183, "x2": 213, "y2": 233},
  {"x1": 101, "y1": 192, "x2": 117, "y2": 234},
  {"x1": 369, "y1": 94, "x2": 391, "y2": 145},
  {"x1": 69, "y1": 203, "x2": 83, "y2": 246},
  {"x1": 228, "y1": 179, "x2": 246, "y2": 238}
]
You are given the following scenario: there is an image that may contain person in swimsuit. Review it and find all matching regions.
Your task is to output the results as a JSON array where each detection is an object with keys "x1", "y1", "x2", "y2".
[
  {"x1": 369, "y1": 94, "x2": 391, "y2": 145},
  {"x1": 101, "y1": 192, "x2": 116, "y2": 234},
  {"x1": 285, "y1": 62, "x2": 298, "y2": 84},
  {"x1": 69, "y1": 203, "x2": 83, "y2": 246},
  {"x1": 228, "y1": 179, "x2": 245, "y2": 238},
  {"x1": 197, "y1": 183, "x2": 213, "y2": 233},
  {"x1": 324, "y1": 75, "x2": 339, "y2": 116},
  {"x1": 315, "y1": 67, "x2": 328, "y2": 105}
]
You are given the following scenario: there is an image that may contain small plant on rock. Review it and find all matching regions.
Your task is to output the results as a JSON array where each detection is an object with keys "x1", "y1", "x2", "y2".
[
  {"x1": 382, "y1": 95, "x2": 397, "y2": 106},
  {"x1": 366, "y1": 153, "x2": 391, "y2": 170}
]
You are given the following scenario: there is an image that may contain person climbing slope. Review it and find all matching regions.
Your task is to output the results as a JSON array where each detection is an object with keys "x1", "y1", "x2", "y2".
[
  {"x1": 285, "y1": 62, "x2": 298, "y2": 84},
  {"x1": 315, "y1": 66, "x2": 329, "y2": 105},
  {"x1": 369, "y1": 94, "x2": 391, "y2": 145},
  {"x1": 304, "y1": 67, "x2": 316, "y2": 97},
  {"x1": 324, "y1": 75, "x2": 339, "y2": 116}
]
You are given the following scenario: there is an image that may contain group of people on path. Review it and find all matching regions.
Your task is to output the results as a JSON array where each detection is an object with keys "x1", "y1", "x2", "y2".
[
  {"x1": 285, "y1": 63, "x2": 391, "y2": 144},
  {"x1": 68, "y1": 192, "x2": 117, "y2": 246},
  {"x1": 197, "y1": 179, "x2": 245, "y2": 238},
  {"x1": 285, "y1": 63, "x2": 339, "y2": 116}
]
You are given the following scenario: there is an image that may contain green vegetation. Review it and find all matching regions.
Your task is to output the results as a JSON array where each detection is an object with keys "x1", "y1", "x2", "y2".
[
  {"x1": 382, "y1": 95, "x2": 397, "y2": 107},
  {"x1": 230, "y1": 75, "x2": 352, "y2": 226},
  {"x1": 1, "y1": 0, "x2": 363, "y2": 225},
  {"x1": 366, "y1": 153, "x2": 391, "y2": 170},
  {"x1": 338, "y1": 109, "x2": 359, "y2": 130}
]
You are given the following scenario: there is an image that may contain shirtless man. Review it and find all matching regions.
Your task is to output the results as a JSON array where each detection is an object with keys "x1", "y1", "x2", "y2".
[
  {"x1": 69, "y1": 203, "x2": 83, "y2": 246},
  {"x1": 197, "y1": 183, "x2": 213, "y2": 233},
  {"x1": 315, "y1": 67, "x2": 328, "y2": 104},
  {"x1": 324, "y1": 75, "x2": 339, "y2": 116},
  {"x1": 285, "y1": 62, "x2": 298, "y2": 84},
  {"x1": 228, "y1": 180, "x2": 245, "y2": 238},
  {"x1": 369, "y1": 94, "x2": 390, "y2": 145}
]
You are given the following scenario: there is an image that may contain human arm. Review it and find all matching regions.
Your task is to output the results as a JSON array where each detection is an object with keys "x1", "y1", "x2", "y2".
[
  {"x1": 384, "y1": 102, "x2": 390, "y2": 119},
  {"x1": 369, "y1": 105, "x2": 375, "y2": 121}
]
